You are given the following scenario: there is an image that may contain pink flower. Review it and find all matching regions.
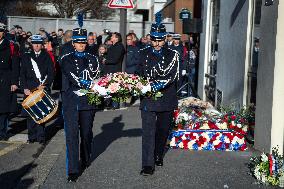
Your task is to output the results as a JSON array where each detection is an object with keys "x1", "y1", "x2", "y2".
[
  {"x1": 108, "y1": 83, "x2": 120, "y2": 93},
  {"x1": 136, "y1": 82, "x2": 143, "y2": 90}
]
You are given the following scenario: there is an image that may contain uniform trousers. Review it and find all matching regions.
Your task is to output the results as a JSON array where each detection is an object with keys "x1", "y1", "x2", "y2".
[
  {"x1": 141, "y1": 110, "x2": 173, "y2": 167},
  {"x1": 27, "y1": 117, "x2": 45, "y2": 141},
  {"x1": 63, "y1": 107, "x2": 95, "y2": 175},
  {"x1": 0, "y1": 113, "x2": 9, "y2": 138}
]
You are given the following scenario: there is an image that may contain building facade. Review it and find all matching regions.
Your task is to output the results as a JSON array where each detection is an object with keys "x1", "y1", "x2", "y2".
[{"x1": 198, "y1": 0, "x2": 284, "y2": 154}]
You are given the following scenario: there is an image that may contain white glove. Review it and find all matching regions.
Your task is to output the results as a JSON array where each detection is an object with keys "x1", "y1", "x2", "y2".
[
  {"x1": 92, "y1": 84, "x2": 108, "y2": 96},
  {"x1": 141, "y1": 84, "x2": 151, "y2": 94},
  {"x1": 73, "y1": 90, "x2": 85, "y2": 97},
  {"x1": 182, "y1": 70, "x2": 187, "y2": 76}
]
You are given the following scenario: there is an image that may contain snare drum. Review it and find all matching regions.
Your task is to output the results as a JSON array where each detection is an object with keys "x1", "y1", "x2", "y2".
[{"x1": 22, "y1": 89, "x2": 58, "y2": 124}]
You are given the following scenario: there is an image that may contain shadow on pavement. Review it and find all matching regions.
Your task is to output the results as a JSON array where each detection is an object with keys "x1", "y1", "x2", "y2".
[
  {"x1": 91, "y1": 114, "x2": 142, "y2": 162},
  {"x1": 0, "y1": 162, "x2": 37, "y2": 189}
]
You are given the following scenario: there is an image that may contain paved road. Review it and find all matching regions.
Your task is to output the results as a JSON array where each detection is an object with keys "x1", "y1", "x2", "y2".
[{"x1": 0, "y1": 106, "x2": 278, "y2": 189}]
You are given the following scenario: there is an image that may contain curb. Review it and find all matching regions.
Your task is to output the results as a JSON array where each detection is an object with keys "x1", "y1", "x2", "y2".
[{"x1": 17, "y1": 129, "x2": 65, "y2": 188}]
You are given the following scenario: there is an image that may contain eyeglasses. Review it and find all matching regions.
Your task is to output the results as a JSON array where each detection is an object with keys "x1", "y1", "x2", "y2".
[{"x1": 126, "y1": 38, "x2": 132, "y2": 41}]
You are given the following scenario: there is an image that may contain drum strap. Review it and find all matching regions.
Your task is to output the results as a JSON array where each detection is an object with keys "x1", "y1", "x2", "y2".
[{"x1": 31, "y1": 58, "x2": 47, "y2": 85}]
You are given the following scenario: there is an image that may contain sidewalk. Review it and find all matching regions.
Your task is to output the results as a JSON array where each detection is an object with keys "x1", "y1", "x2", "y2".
[{"x1": 17, "y1": 107, "x2": 277, "y2": 189}]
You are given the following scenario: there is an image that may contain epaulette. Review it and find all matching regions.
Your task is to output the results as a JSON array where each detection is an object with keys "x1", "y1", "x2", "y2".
[
  {"x1": 167, "y1": 47, "x2": 179, "y2": 55},
  {"x1": 138, "y1": 45, "x2": 151, "y2": 53},
  {"x1": 60, "y1": 52, "x2": 74, "y2": 60},
  {"x1": 86, "y1": 52, "x2": 97, "y2": 58}
]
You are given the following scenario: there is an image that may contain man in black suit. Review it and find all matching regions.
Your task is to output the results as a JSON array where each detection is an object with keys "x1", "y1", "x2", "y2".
[
  {"x1": 20, "y1": 35, "x2": 55, "y2": 144},
  {"x1": 104, "y1": 32, "x2": 125, "y2": 74},
  {"x1": 85, "y1": 33, "x2": 99, "y2": 55},
  {"x1": 137, "y1": 13, "x2": 180, "y2": 176}
]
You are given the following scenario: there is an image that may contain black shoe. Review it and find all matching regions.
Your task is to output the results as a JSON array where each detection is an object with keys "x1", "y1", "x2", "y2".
[
  {"x1": 81, "y1": 161, "x2": 90, "y2": 170},
  {"x1": 38, "y1": 139, "x2": 46, "y2": 145},
  {"x1": 140, "y1": 166, "x2": 154, "y2": 176},
  {"x1": 0, "y1": 135, "x2": 8, "y2": 141},
  {"x1": 155, "y1": 156, "x2": 163, "y2": 166},
  {"x1": 67, "y1": 173, "x2": 79, "y2": 182},
  {"x1": 27, "y1": 139, "x2": 36, "y2": 144}
]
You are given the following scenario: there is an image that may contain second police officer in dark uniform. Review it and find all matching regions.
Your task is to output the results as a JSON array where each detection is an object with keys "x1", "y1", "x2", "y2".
[
  {"x1": 20, "y1": 35, "x2": 55, "y2": 144},
  {"x1": 60, "y1": 28, "x2": 106, "y2": 182},
  {"x1": 137, "y1": 13, "x2": 180, "y2": 176}
]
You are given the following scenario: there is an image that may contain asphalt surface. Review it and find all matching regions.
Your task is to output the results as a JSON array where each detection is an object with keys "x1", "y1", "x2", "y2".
[{"x1": 0, "y1": 106, "x2": 279, "y2": 189}]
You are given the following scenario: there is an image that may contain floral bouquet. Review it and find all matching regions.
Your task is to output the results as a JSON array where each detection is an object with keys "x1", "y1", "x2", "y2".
[
  {"x1": 81, "y1": 72, "x2": 162, "y2": 105},
  {"x1": 174, "y1": 105, "x2": 251, "y2": 135},
  {"x1": 248, "y1": 147, "x2": 284, "y2": 186}
]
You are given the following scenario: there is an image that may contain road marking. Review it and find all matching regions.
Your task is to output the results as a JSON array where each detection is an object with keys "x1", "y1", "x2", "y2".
[{"x1": 0, "y1": 143, "x2": 22, "y2": 157}]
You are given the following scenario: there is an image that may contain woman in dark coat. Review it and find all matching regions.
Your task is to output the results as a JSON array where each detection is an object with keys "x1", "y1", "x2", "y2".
[{"x1": 0, "y1": 23, "x2": 20, "y2": 140}]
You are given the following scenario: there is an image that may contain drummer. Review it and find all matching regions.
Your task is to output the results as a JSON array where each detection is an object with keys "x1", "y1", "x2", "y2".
[{"x1": 20, "y1": 35, "x2": 55, "y2": 144}]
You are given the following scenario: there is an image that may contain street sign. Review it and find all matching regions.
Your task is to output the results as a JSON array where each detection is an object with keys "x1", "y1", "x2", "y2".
[
  {"x1": 179, "y1": 8, "x2": 192, "y2": 20},
  {"x1": 108, "y1": 0, "x2": 134, "y2": 9}
]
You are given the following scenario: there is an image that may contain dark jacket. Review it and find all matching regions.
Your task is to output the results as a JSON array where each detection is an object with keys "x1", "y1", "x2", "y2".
[
  {"x1": 104, "y1": 42, "x2": 125, "y2": 74},
  {"x1": 60, "y1": 52, "x2": 100, "y2": 110},
  {"x1": 98, "y1": 53, "x2": 107, "y2": 76},
  {"x1": 86, "y1": 44, "x2": 99, "y2": 55},
  {"x1": 137, "y1": 46, "x2": 180, "y2": 112},
  {"x1": 125, "y1": 45, "x2": 139, "y2": 74},
  {"x1": 60, "y1": 41, "x2": 74, "y2": 57},
  {"x1": 20, "y1": 50, "x2": 55, "y2": 91},
  {"x1": 0, "y1": 38, "x2": 20, "y2": 113}
]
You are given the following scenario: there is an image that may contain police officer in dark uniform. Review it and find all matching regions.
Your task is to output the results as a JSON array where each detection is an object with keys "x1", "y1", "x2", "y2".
[
  {"x1": 20, "y1": 35, "x2": 55, "y2": 144},
  {"x1": 137, "y1": 13, "x2": 180, "y2": 176},
  {"x1": 0, "y1": 23, "x2": 20, "y2": 140},
  {"x1": 60, "y1": 28, "x2": 106, "y2": 182}
]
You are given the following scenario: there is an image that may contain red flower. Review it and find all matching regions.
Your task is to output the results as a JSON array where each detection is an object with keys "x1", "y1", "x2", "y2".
[
  {"x1": 182, "y1": 140, "x2": 189, "y2": 149},
  {"x1": 173, "y1": 109, "x2": 179, "y2": 119},
  {"x1": 195, "y1": 110, "x2": 203, "y2": 117},
  {"x1": 231, "y1": 115, "x2": 237, "y2": 120},
  {"x1": 240, "y1": 144, "x2": 247, "y2": 151},
  {"x1": 208, "y1": 121, "x2": 219, "y2": 129}
]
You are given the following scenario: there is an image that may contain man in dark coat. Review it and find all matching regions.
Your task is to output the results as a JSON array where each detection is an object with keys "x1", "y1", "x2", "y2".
[
  {"x1": 20, "y1": 35, "x2": 55, "y2": 144},
  {"x1": 60, "y1": 30, "x2": 74, "y2": 56},
  {"x1": 0, "y1": 23, "x2": 20, "y2": 140},
  {"x1": 85, "y1": 33, "x2": 99, "y2": 55},
  {"x1": 169, "y1": 33, "x2": 187, "y2": 94},
  {"x1": 137, "y1": 13, "x2": 180, "y2": 176},
  {"x1": 60, "y1": 28, "x2": 106, "y2": 182},
  {"x1": 125, "y1": 33, "x2": 139, "y2": 74},
  {"x1": 104, "y1": 32, "x2": 125, "y2": 74}
]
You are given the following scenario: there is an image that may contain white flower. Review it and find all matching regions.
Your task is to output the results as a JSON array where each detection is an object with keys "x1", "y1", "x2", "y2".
[
  {"x1": 254, "y1": 165, "x2": 261, "y2": 180},
  {"x1": 225, "y1": 137, "x2": 230, "y2": 143},
  {"x1": 170, "y1": 138, "x2": 176, "y2": 147},
  {"x1": 181, "y1": 135, "x2": 187, "y2": 140},
  {"x1": 261, "y1": 152, "x2": 268, "y2": 162},
  {"x1": 178, "y1": 142, "x2": 184, "y2": 149},
  {"x1": 213, "y1": 140, "x2": 220, "y2": 146},
  {"x1": 231, "y1": 121, "x2": 236, "y2": 126},
  {"x1": 220, "y1": 122, "x2": 228, "y2": 129},
  {"x1": 237, "y1": 123, "x2": 242, "y2": 128}
]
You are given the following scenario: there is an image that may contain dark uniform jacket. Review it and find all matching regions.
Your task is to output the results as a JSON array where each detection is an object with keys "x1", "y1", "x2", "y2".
[
  {"x1": 0, "y1": 38, "x2": 20, "y2": 113},
  {"x1": 137, "y1": 46, "x2": 180, "y2": 112},
  {"x1": 60, "y1": 52, "x2": 100, "y2": 110},
  {"x1": 104, "y1": 42, "x2": 125, "y2": 74},
  {"x1": 20, "y1": 50, "x2": 54, "y2": 92},
  {"x1": 86, "y1": 44, "x2": 99, "y2": 56},
  {"x1": 125, "y1": 45, "x2": 139, "y2": 74}
]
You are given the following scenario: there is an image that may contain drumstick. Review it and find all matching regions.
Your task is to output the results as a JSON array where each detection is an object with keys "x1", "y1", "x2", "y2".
[{"x1": 30, "y1": 83, "x2": 47, "y2": 93}]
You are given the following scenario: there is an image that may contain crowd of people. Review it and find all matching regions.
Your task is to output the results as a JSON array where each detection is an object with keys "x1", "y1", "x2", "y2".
[{"x1": 0, "y1": 18, "x2": 199, "y2": 182}]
